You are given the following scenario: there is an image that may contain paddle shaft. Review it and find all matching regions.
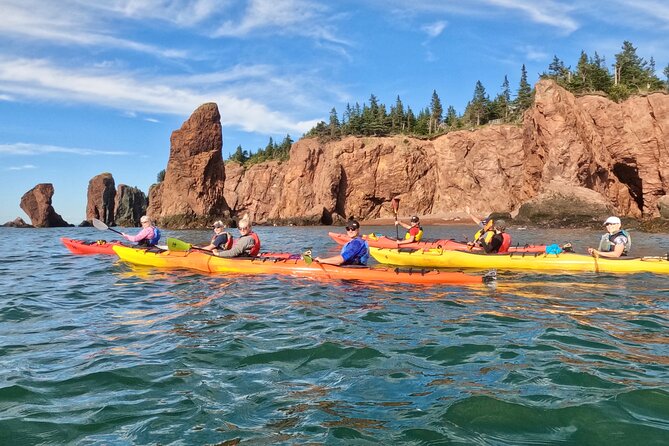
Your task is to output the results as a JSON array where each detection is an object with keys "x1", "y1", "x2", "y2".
[
  {"x1": 392, "y1": 198, "x2": 400, "y2": 240},
  {"x1": 92, "y1": 218, "x2": 123, "y2": 235}
]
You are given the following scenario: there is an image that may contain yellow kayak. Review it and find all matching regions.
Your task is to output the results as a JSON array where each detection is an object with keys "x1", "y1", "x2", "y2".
[
  {"x1": 369, "y1": 247, "x2": 669, "y2": 274},
  {"x1": 112, "y1": 246, "x2": 491, "y2": 285}
]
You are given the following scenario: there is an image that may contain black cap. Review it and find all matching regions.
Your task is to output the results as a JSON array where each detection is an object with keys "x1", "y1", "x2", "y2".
[
  {"x1": 346, "y1": 220, "x2": 360, "y2": 230},
  {"x1": 410, "y1": 215, "x2": 420, "y2": 223}
]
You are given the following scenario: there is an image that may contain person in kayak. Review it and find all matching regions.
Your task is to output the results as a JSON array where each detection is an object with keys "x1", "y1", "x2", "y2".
[
  {"x1": 315, "y1": 219, "x2": 369, "y2": 266},
  {"x1": 480, "y1": 219, "x2": 512, "y2": 253},
  {"x1": 121, "y1": 215, "x2": 161, "y2": 247},
  {"x1": 466, "y1": 206, "x2": 495, "y2": 247},
  {"x1": 395, "y1": 215, "x2": 424, "y2": 245},
  {"x1": 587, "y1": 216, "x2": 631, "y2": 258},
  {"x1": 199, "y1": 220, "x2": 233, "y2": 252},
  {"x1": 213, "y1": 215, "x2": 260, "y2": 258}
]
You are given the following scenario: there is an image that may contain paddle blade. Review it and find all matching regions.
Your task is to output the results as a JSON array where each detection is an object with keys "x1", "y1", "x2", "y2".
[
  {"x1": 92, "y1": 218, "x2": 108, "y2": 231},
  {"x1": 302, "y1": 248, "x2": 313, "y2": 264},
  {"x1": 167, "y1": 237, "x2": 192, "y2": 251},
  {"x1": 391, "y1": 197, "x2": 400, "y2": 214}
]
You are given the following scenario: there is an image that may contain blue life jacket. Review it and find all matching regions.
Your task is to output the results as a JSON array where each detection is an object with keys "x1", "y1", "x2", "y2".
[{"x1": 148, "y1": 226, "x2": 161, "y2": 246}]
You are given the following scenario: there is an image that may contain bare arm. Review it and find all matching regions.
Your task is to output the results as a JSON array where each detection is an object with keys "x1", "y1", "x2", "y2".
[
  {"x1": 314, "y1": 254, "x2": 345, "y2": 265},
  {"x1": 588, "y1": 243, "x2": 625, "y2": 258}
]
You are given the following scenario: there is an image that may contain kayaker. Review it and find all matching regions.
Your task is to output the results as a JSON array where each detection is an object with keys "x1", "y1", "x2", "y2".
[
  {"x1": 480, "y1": 219, "x2": 512, "y2": 253},
  {"x1": 199, "y1": 220, "x2": 233, "y2": 252},
  {"x1": 315, "y1": 219, "x2": 369, "y2": 266},
  {"x1": 466, "y1": 206, "x2": 494, "y2": 247},
  {"x1": 121, "y1": 215, "x2": 161, "y2": 247},
  {"x1": 213, "y1": 215, "x2": 260, "y2": 258},
  {"x1": 587, "y1": 216, "x2": 631, "y2": 258},
  {"x1": 395, "y1": 215, "x2": 424, "y2": 245}
]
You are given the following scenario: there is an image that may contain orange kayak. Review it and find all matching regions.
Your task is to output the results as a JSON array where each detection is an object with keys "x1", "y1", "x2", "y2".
[
  {"x1": 113, "y1": 246, "x2": 492, "y2": 286},
  {"x1": 61, "y1": 237, "x2": 125, "y2": 255},
  {"x1": 328, "y1": 232, "x2": 547, "y2": 253}
]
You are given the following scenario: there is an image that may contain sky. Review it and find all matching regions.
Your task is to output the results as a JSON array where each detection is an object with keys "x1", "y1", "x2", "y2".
[{"x1": 1, "y1": 0, "x2": 667, "y2": 225}]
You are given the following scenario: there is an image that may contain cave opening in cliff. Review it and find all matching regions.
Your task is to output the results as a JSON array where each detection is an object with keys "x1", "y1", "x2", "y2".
[{"x1": 613, "y1": 162, "x2": 643, "y2": 212}]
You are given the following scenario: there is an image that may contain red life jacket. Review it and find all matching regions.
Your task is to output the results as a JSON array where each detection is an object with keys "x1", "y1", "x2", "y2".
[
  {"x1": 211, "y1": 232, "x2": 233, "y2": 250},
  {"x1": 498, "y1": 233, "x2": 512, "y2": 253},
  {"x1": 249, "y1": 231, "x2": 261, "y2": 257}
]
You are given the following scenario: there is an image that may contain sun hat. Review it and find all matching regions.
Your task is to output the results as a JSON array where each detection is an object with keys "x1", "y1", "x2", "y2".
[{"x1": 603, "y1": 216, "x2": 621, "y2": 225}]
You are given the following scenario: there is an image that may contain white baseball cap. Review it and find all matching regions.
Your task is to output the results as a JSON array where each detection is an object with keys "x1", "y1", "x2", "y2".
[{"x1": 603, "y1": 216, "x2": 621, "y2": 225}]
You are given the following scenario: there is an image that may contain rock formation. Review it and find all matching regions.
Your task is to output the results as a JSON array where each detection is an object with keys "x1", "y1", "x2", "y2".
[
  {"x1": 149, "y1": 81, "x2": 668, "y2": 227},
  {"x1": 86, "y1": 173, "x2": 116, "y2": 225},
  {"x1": 115, "y1": 184, "x2": 147, "y2": 227},
  {"x1": 1, "y1": 217, "x2": 33, "y2": 228},
  {"x1": 147, "y1": 102, "x2": 229, "y2": 226},
  {"x1": 20, "y1": 183, "x2": 70, "y2": 227}
]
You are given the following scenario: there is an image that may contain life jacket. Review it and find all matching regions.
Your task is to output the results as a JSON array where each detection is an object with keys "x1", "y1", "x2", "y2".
[
  {"x1": 248, "y1": 231, "x2": 261, "y2": 257},
  {"x1": 473, "y1": 219, "x2": 494, "y2": 243},
  {"x1": 211, "y1": 232, "x2": 233, "y2": 250},
  {"x1": 404, "y1": 225, "x2": 424, "y2": 242},
  {"x1": 598, "y1": 229, "x2": 631, "y2": 255},
  {"x1": 138, "y1": 226, "x2": 161, "y2": 246},
  {"x1": 498, "y1": 233, "x2": 512, "y2": 253}
]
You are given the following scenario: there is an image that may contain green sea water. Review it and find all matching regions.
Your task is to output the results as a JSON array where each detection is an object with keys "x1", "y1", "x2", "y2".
[{"x1": 1, "y1": 224, "x2": 668, "y2": 445}]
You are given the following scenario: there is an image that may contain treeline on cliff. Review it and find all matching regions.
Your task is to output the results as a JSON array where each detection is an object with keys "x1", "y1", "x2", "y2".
[
  {"x1": 227, "y1": 40, "x2": 668, "y2": 165},
  {"x1": 303, "y1": 40, "x2": 668, "y2": 141}
]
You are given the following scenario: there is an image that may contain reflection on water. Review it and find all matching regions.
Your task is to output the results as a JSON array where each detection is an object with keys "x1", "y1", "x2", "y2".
[{"x1": 0, "y1": 226, "x2": 667, "y2": 445}]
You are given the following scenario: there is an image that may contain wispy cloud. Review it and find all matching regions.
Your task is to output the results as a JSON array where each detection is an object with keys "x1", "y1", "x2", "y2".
[
  {"x1": 0, "y1": 0, "x2": 190, "y2": 59},
  {"x1": 0, "y1": 143, "x2": 130, "y2": 156},
  {"x1": 213, "y1": 0, "x2": 348, "y2": 45},
  {"x1": 517, "y1": 45, "x2": 549, "y2": 62},
  {"x1": 421, "y1": 21, "x2": 448, "y2": 38},
  {"x1": 0, "y1": 57, "x2": 320, "y2": 135},
  {"x1": 7, "y1": 164, "x2": 37, "y2": 171}
]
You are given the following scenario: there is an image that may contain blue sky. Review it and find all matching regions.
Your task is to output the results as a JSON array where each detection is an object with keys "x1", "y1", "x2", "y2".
[{"x1": 1, "y1": 0, "x2": 667, "y2": 224}]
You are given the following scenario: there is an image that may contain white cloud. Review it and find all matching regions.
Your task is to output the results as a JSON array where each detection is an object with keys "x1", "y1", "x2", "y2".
[
  {"x1": 213, "y1": 0, "x2": 348, "y2": 45},
  {"x1": 7, "y1": 164, "x2": 37, "y2": 171},
  {"x1": 0, "y1": 57, "x2": 320, "y2": 135},
  {"x1": 144, "y1": 118, "x2": 160, "y2": 123},
  {"x1": 0, "y1": 143, "x2": 130, "y2": 156},
  {"x1": 421, "y1": 21, "x2": 447, "y2": 38},
  {"x1": 0, "y1": 0, "x2": 190, "y2": 59}
]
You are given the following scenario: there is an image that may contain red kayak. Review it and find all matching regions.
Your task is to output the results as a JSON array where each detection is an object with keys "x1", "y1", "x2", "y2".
[
  {"x1": 61, "y1": 237, "x2": 125, "y2": 255},
  {"x1": 328, "y1": 232, "x2": 547, "y2": 253}
]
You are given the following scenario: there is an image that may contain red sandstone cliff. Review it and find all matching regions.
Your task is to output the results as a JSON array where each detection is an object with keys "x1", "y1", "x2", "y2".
[{"x1": 152, "y1": 80, "x2": 668, "y2": 226}]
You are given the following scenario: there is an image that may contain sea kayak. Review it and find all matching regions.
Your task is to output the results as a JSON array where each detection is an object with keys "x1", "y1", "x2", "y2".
[
  {"x1": 328, "y1": 232, "x2": 547, "y2": 253},
  {"x1": 61, "y1": 237, "x2": 125, "y2": 255},
  {"x1": 113, "y1": 246, "x2": 492, "y2": 285},
  {"x1": 369, "y1": 247, "x2": 669, "y2": 274}
]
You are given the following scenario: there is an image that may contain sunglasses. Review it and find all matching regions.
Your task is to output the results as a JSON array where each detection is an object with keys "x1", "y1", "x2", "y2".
[
  {"x1": 346, "y1": 226, "x2": 358, "y2": 231},
  {"x1": 604, "y1": 222, "x2": 617, "y2": 226}
]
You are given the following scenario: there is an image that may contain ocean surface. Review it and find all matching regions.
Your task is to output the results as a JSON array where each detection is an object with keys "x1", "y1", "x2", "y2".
[{"x1": 1, "y1": 224, "x2": 668, "y2": 445}]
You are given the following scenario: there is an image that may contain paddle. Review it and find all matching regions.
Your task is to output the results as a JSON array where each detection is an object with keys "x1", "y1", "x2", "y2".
[
  {"x1": 166, "y1": 237, "x2": 210, "y2": 253},
  {"x1": 92, "y1": 218, "x2": 123, "y2": 235},
  {"x1": 302, "y1": 248, "x2": 333, "y2": 279},
  {"x1": 392, "y1": 197, "x2": 400, "y2": 241}
]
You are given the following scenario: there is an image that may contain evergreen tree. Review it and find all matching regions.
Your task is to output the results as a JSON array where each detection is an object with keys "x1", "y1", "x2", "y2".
[
  {"x1": 156, "y1": 169, "x2": 166, "y2": 183},
  {"x1": 546, "y1": 55, "x2": 571, "y2": 86},
  {"x1": 664, "y1": 64, "x2": 669, "y2": 90},
  {"x1": 328, "y1": 107, "x2": 340, "y2": 137},
  {"x1": 466, "y1": 81, "x2": 489, "y2": 126},
  {"x1": 391, "y1": 95, "x2": 405, "y2": 132},
  {"x1": 445, "y1": 105, "x2": 458, "y2": 127},
  {"x1": 429, "y1": 90, "x2": 443, "y2": 134},
  {"x1": 514, "y1": 64, "x2": 534, "y2": 115},
  {"x1": 229, "y1": 145, "x2": 248, "y2": 164},
  {"x1": 405, "y1": 107, "x2": 416, "y2": 133},
  {"x1": 414, "y1": 107, "x2": 430, "y2": 135},
  {"x1": 613, "y1": 41, "x2": 648, "y2": 90}
]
